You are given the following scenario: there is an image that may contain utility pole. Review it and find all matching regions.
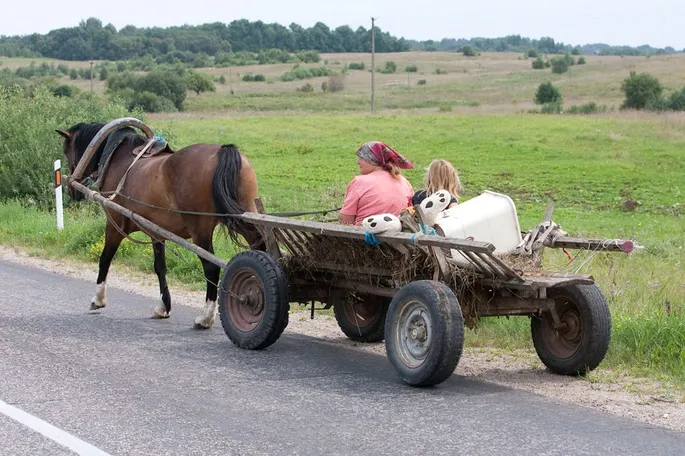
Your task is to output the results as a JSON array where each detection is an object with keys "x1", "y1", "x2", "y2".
[
  {"x1": 371, "y1": 17, "x2": 376, "y2": 114},
  {"x1": 89, "y1": 61, "x2": 94, "y2": 92}
]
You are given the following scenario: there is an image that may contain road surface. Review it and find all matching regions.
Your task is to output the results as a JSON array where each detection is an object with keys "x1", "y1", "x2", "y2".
[{"x1": 1, "y1": 260, "x2": 684, "y2": 455}]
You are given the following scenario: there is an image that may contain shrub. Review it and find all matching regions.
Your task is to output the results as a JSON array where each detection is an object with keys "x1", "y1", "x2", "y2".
[
  {"x1": 57, "y1": 64, "x2": 69, "y2": 75},
  {"x1": 242, "y1": 73, "x2": 255, "y2": 82},
  {"x1": 527, "y1": 49, "x2": 539, "y2": 58},
  {"x1": 532, "y1": 57, "x2": 545, "y2": 70},
  {"x1": 321, "y1": 81, "x2": 328, "y2": 93},
  {"x1": 51, "y1": 85, "x2": 79, "y2": 98},
  {"x1": 667, "y1": 87, "x2": 685, "y2": 111},
  {"x1": 69, "y1": 69, "x2": 78, "y2": 80},
  {"x1": 541, "y1": 101, "x2": 563, "y2": 114},
  {"x1": 380, "y1": 61, "x2": 397, "y2": 74},
  {"x1": 185, "y1": 71, "x2": 216, "y2": 95},
  {"x1": 405, "y1": 65, "x2": 418, "y2": 73},
  {"x1": 417, "y1": 79, "x2": 427, "y2": 85},
  {"x1": 328, "y1": 75, "x2": 345, "y2": 92},
  {"x1": 551, "y1": 57, "x2": 569, "y2": 74},
  {"x1": 296, "y1": 50, "x2": 321, "y2": 63},
  {"x1": 217, "y1": 75, "x2": 226, "y2": 84},
  {"x1": 535, "y1": 81, "x2": 562, "y2": 105},
  {"x1": 348, "y1": 62, "x2": 365, "y2": 70},
  {"x1": 0, "y1": 86, "x2": 139, "y2": 206},
  {"x1": 577, "y1": 57, "x2": 586, "y2": 65},
  {"x1": 567, "y1": 102, "x2": 601, "y2": 114},
  {"x1": 296, "y1": 83, "x2": 314, "y2": 93},
  {"x1": 621, "y1": 71, "x2": 663, "y2": 109},
  {"x1": 571, "y1": 48, "x2": 581, "y2": 56},
  {"x1": 254, "y1": 74, "x2": 266, "y2": 82},
  {"x1": 99, "y1": 67, "x2": 108, "y2": 81},
  {"x1": 433, "y1": 68, "x2": 448, "y2": 74},
  {"x1": 462, "y1": 46, "x2": 476, "y2": 57}
]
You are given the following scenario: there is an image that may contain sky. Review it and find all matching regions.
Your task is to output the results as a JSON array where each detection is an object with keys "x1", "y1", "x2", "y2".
[{"x1": 0, "y1": 0, "x2": 682, "y2": 49}]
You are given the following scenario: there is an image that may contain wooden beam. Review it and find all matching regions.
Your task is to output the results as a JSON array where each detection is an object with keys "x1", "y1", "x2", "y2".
[
  {"x1": 254, "y1": 198, "x2": 281, "y2": 259},
  {"x1": 546, "y1": 236, "x2": 635, "y2": 253},
  {"x1": 241, "y1": 213, "x2": 495, "y2": 253},
  {"x1": 70, "y1": 181, "x2": 227, "y2": 269}
]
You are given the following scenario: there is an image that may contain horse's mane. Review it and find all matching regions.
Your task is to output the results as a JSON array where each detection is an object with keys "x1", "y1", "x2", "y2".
[{"x1": 67, "y1": 122, "x2": 146, "y2": 167}]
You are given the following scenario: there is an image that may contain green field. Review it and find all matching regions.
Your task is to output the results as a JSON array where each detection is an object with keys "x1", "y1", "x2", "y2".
[{"x1": 1, "y1": 112, "x2": 683, "y2": 387}]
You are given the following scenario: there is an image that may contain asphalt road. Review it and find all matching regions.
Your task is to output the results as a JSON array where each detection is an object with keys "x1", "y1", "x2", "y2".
[{"x1": 1, "y1": 260, "x2": 684, "y2": 456}]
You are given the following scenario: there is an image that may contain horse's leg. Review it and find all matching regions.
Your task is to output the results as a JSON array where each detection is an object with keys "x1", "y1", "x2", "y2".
[
  {"x1": 193, "y1": 235, "x2": 220, "y2": 330},
  {"x1": 91, "y1": 222, "x2": 123, "y2": 311},
  {"x1": 151, "y1": 240, "x2": 172, "y2": 319}
]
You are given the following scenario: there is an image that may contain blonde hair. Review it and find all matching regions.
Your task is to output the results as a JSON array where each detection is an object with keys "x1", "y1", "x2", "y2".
[
  {"x1": 386, "y1": 163, "x2": 402, "y2": 180},
  {"x1": 424, "y1": 159, "x2": 463, "y2": 199}
]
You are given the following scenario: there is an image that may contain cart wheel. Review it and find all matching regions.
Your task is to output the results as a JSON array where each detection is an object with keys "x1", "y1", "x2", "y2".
[
  {"x1": 333, "y1": 296, "x2": 389, "y2": 343},
  {"x1": 385, "y1": 280, "x2": 464, "y2": 387},
  {"x1": 531, "y1": 284, "x2": 611, "y2": 375},
  {"x1": 218, "y1": 250, "x2": 290, "y2": 350}
]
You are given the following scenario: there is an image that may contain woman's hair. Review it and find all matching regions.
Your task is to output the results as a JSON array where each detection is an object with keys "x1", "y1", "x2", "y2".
[
  {"x1": 424, "y1": 159, "x2": 463, "y2": 199},
  {"x1": 385, "y1": 163, "x2": 402, "y2": 179}
]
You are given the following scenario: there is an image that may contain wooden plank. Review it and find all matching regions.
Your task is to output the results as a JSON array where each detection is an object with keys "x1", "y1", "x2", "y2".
[
  {"x1": 463, "y1": 251, "x2": 506, "y2": 279},
  {"x1": 292, "y1": 278, "x2": 397, "y2": 298},
  {"x1": 484, "y1": 254, "x2": 525, "y2": 282},
  {"x1": 275, "y1": 228, "x2": 304, "y2": 257},
  {"x1": 546, "y1": 236, "x2": 635, "y2": 253},
  {"x1": 241, "y1": 213, "x2": 495, "y2": 253},
  {"x1": 289, "y1": 260, "x2": 393, "y2": 277},
  {"x1": 479, "y1": 274, "x2": 594, "y2": 290},
  {"x1": 254, "y1": 198, "x2": 281, "y2": 259},
  {"x1": 70, "y1": 181, "x2": 227, "y2": 269}
]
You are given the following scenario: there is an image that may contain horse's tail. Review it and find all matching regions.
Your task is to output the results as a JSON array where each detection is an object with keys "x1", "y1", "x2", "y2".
[{"x1": 212, "y1": 144, "x2": 250, "y2": 246}]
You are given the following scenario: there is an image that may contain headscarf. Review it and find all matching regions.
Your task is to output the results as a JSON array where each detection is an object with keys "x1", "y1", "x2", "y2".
[{"x1": 356, "y1": 141, "x2": 414, "y2": 170}]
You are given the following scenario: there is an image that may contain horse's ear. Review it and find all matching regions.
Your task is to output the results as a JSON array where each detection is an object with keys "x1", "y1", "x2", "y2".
[{"x1": 55, "y1": 129, "x2": 71, "y2": 139}]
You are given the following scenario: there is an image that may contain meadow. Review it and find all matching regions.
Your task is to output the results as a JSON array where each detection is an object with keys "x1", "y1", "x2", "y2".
[{"x1": 0, "y1": 50, "x2": 684, "y2": 387}]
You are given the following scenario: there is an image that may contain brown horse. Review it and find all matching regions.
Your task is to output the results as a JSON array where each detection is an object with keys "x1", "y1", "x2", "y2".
[{"x1": 56, "y1": 122, "x2": 264, "y2": 329}]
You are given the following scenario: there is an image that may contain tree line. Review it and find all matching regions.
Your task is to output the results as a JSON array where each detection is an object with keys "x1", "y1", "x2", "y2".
[{"x1": 2, "y1": 18, "x2": 679, "y2": 62}]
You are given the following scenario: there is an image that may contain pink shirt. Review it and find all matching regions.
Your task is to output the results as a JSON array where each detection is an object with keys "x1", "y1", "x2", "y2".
[{"x1": 340, "y1": 170, "x2": 414, "y2": 225}]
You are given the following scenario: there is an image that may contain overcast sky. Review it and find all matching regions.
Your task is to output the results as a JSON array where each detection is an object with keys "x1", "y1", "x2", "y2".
[{"x1": 1, "y1": 0, "x2": 682, "y2": 49}]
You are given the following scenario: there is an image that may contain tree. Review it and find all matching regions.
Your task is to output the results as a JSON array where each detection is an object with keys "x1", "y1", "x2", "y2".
[
  {"x1": 532, "y1": 57, "x2": 545, "y2": 70},
  {"x1": 462, "y1": 45, "x2": 476, "y2": 57},
  {"x1": 185, "y1": 70, "x2": 216, "y2": 95},
  {"x1": 621, "y1": 71, "x2": 662, "y2": 109},
  {"x1": 535, "y1": 81, "x2": 562, "y2": 105},
  {"x1": 551, "y1": 57, "x2": 569, "y2": 74}
]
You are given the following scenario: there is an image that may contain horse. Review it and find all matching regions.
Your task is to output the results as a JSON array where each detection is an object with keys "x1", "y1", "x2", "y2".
[{"x1": 56, "y1": 122, "x2": 265, "y2": 329}]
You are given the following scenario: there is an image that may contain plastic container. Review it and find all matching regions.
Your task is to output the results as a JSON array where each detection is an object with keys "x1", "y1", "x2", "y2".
[{"x1": 434, "y1": 191, "x2": 522, "y2": 267}]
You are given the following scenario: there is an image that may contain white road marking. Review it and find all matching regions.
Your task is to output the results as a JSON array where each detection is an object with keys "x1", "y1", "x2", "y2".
[{"x1": 0, "y1": 399, "x2": 111, "y2": 456}]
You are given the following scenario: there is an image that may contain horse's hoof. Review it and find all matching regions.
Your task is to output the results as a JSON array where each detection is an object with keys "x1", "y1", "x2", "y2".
[
  {"x1": 193, "y1": 322, "x2": 211, "y2": 330},
  {"x1": 151, "y1": 312, "x2": 170, "y2": 319},
  {"x1": 90, "y1": 301, "x2": 105, "y2": 311},
  {"x1": 152, "y1": 302, "x2": 170, "y2": 319}
]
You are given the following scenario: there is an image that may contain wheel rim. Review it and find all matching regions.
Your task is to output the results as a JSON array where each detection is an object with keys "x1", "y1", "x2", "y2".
[
  {"x1": 343, "y1": 299, "x2": 382, "y2": 329},
  {"x1": 393, "y1": 300, "x2": 433, "y2": 368},
  {"x1": 540, "y1": 293, "x2": 583, "y2": 359},
  {"x1": 226, "y1": 268, "x2": 266, "y2": 333}
]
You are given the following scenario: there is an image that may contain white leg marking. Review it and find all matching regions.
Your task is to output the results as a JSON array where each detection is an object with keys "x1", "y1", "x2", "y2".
[
  {"x1": 153, "y1": 295, "x2": 170, "y2": 318},
  {"x1": 91, "y1": 282, "x2": 107, "y2": 309},
  {"x1": 194, "y1": 300, "x2": 217, "y2": 329},
  {"x1": 0, "y1": 399, "x2": 111, "y2": 456}
]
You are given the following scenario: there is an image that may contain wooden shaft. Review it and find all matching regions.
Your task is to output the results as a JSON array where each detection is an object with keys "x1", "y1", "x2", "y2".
[
  {"x1": 546, "y1": 236, "x2": 635, "y2": 253},
  {"x1": 69, "y1": 181, "x2": 228, "y2": 269}
]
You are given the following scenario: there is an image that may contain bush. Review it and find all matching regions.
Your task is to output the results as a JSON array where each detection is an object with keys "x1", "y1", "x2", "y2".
[
  {"x1": 217, "y1": 75, "x2": 226, "y2": 84},
  {"x1": 296, "y1": 83, "x2": 314, "y2": 93},
  {"x1": 577, "y1": 57, "x2": 586, "y2": 65},
  {"x1": 296, "y1": 50, "x2": 321, "y2": 63},
  {"x1": 551, "y1": 57, "x2": 569, "y2": 74},
  {"x1": 667, "y1": 87, "x2": 685, "y2": 111},
  {"x1": 462, "y1": 46, "x2": 476, "y2": 57},
  {"x1": 567, "y1": 102, "x2": 603, "y2": 114},
  {"x1": 527, "y1": 49, "x2": 539, "y2": 58},
  {"x1": 621, "y1": 71, "x2": 663, "y2": 110},
  {"x1": 405, "y1": 65, "x2": 418, "y2": 73},
  {"x1": 541, "y1": 101, "x2": 563, "y2": 114},
  {"x1": 321, "y1": 81, "x2": 328, "y2": 93},
  {"x1": 185, "y1": 71, "x2": 216, "y2": 95},
  {"x1": 348, "y1": 62, "x2": 365, "y2": 70},
  {"x1": 433, "y1": 68, "x2": 448, "y2": 74},
  {"x1": 0, "y1": 86, "x2": 139, "y2": 206},
  {"x1": 254, "y1": 74, "x2": 266, "y2": 82},
  {"x1": 380, "y1": 61, "x2": 397, "y2": 74},
  {"x1": 417, "y1": 79, "x2": 427, "y2": 85},
  {"x1": 571, "y1": 48, "x2": 581, "y2": 56},
  {"x1": 242, "y1": 73, "x2": 255, "y2": 82},
  {"x1": 328, "y1": 75, "x2": 344, "y2": 92},
  {"x1": 532, "y1": 57, "x2": 545, "y2": 70},
  {"x1": 535, "y1": 81, "x2": 562, "y2": 105},
  {"x1": 51, "y1": 85, "x2": 79, "y2": 98},
  {"x1": 69, "y1": 69, "x2": 78, "y2": 80}
]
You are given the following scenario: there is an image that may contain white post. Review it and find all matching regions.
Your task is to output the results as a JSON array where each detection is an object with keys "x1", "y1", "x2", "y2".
[{"x1": 54, "y1": 160, "x2": 64, "y2": 231}]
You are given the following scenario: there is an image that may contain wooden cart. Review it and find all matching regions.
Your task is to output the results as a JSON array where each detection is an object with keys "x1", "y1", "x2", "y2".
[{"x1": 216, "y1": 207, "x2": 634, "y2": 387}]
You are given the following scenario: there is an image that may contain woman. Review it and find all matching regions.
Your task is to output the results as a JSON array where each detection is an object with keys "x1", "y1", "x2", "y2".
[
  {"x1": 411, "y1": 159, "x2": 463, "y2": 208},
  {"x1": 339, "y1": 141, "x2": 415, "y2": 225}
]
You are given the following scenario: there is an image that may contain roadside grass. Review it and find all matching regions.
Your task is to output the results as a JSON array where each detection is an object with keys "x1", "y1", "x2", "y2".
[{"x1": 1, "y1": 112, "x2": 683, "y2": 385}]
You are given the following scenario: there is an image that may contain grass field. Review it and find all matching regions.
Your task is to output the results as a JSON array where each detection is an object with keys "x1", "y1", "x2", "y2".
[
  {"x1": 1, "y1": 112, "x2": 683, "y2": 386},
  {"x1": 5, "y1": 51, "x2": 685, "y2": 115}
]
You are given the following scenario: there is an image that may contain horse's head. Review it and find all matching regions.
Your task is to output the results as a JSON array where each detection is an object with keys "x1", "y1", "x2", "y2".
[{"x1": 56, "y1": 122, "x2": 105, "y2": 201}]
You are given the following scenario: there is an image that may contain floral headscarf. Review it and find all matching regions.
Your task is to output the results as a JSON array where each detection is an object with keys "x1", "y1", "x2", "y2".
[{"x1": 356, "y1": 141, "x2": 414, "y2": 170}]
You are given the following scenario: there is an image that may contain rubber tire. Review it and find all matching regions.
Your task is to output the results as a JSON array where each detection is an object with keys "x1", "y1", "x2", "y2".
[
  {"x1": 333, "y1": 297, "x2": 389, "y2": 343},
  {"x1": 385, "y1": 280, "x2": 464, "y2": 387},
  {"x1": 531, "y1": 284, "x2": 611, "y2": 375},
  {"x1": 218, "y1": 250, "x2": 290, "y2": 350}
]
